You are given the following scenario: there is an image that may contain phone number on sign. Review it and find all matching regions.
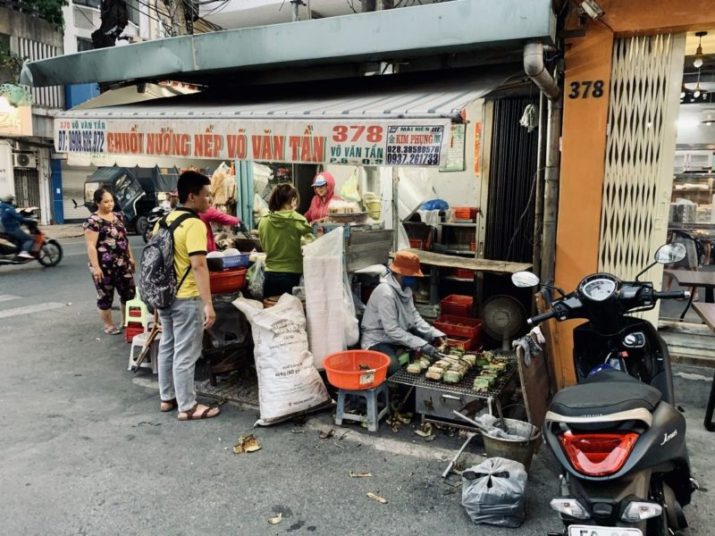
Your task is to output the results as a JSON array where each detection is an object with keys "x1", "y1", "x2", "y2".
[{"x1": 386, "y1": 153, "x2": 440, "y2": 165}]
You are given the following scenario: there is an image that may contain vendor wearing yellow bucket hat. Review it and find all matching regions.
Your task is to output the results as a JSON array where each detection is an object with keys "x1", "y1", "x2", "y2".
[{"x1": 360, "y1": 250, "x2": 446, "y2": 374}]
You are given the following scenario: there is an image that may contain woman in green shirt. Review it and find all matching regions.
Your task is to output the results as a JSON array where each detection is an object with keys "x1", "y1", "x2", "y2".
[{"x1": 258, "y1": 183, "x2": 313, "y2": 298}]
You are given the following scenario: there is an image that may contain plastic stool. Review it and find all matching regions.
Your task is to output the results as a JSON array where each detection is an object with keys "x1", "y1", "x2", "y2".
[
  {"x1": 128, "y1": 332, "x2": 158, "y2": 373},
  {"x1": 124, "y1": 292, "x2": 150, "y2": 329},
  {"x1": 334, "y1": 383, "x2": 389, "y2": 432}
]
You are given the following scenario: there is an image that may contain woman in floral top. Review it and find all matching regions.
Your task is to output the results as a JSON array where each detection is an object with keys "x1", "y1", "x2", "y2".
[{"x1": 83, "y1": 187, "x2": 137, "y2": 334}]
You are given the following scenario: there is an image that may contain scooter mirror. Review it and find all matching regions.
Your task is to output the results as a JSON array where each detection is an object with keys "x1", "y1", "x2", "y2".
[
  {"x1": 511, "y1": 271, "x2": 540, "y2": 288},
  {"x1": 654, "y1": 243, "x2": 687, "y2": 264}
]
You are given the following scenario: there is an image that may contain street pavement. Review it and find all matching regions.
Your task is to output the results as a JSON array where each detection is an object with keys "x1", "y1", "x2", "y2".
[{"x1": 1, "y1": 235, "x2": 714, "y2": 535}]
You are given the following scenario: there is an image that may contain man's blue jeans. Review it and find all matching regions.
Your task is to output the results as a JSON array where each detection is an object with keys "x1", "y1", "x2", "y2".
[
  {"x1": 157, "y1": 297, "x2": 204, "y2": 412},
  {"x1": 6, "y1": 228, "x2": 33, "y2": 253}
]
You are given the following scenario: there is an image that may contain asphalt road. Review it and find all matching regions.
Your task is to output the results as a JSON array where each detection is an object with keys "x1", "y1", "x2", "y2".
[{"x1": 1, "y1": 236, "x2": 713, "y2": 535}]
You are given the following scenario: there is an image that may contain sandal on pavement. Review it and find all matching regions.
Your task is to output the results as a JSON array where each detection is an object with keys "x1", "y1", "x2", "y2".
[
  {"x1": 103, "y1": 325, "x2": 122, "y2": 335},
  {"x1": 160, "y1": 398, "x2": 177, "y2": 412},
  {"x1": 178, "y1": 404, "x2": 220, "y2": 421}
]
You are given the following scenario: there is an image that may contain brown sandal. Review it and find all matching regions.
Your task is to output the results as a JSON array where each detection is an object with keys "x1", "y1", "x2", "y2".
[
  {"x1": 178, "y1": 404, "x2": 220, "y2": 421},
  {"x1": 160, "y1": 398, "x2": 177, "y2": 412}
]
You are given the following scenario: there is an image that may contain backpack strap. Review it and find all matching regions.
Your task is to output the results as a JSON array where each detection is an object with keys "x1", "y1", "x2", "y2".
[{"x1": 163, "y1": 212, "x2": 200, "y2": 293}]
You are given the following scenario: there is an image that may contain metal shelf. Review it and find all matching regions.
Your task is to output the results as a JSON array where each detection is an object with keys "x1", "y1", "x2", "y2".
[{"x1": 442, "y1": 275, "x2": 474, "y2": 282}]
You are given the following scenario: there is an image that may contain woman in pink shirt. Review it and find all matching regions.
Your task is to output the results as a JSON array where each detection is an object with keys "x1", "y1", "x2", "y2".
[
  {"x1": 200, "y1": 206, "x2": 240, "y2": 252},
  {"x1": 304, "y1": 171, "x2": 341, "y2": 223}
]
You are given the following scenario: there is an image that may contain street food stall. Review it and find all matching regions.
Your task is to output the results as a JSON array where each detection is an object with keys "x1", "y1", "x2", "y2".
[{"x1": 54, "y1": 68, "x2": 542, "y2": 436}]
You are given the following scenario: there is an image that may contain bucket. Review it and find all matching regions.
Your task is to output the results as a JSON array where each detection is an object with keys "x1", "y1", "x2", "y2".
[{"x1": 481, "y1": 418, "x2": 541, "y2": 470}]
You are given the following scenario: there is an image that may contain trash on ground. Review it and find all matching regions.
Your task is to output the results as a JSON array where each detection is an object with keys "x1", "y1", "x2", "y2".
[
  {"x1": 367, "y1": 492, "x2": 388, "y2": 504},
  {"x1": 395, "y1": 412, "x2": 412, "y2": 424},
  {"x1": 319, "y1": 428, "x2": 335, "y2": 440},
  {"x1": 349, "y1": 471, "x2": 372, "y2": 478},
  {"x1": 414, "y1": 422, "x2": 433, "y2": 438},
  {"x1": 233, "y1": 435, "x2": 262, "y2": 454},
  {"x1": 267, "y1": 513, "x2": 283, "y2": 525}
]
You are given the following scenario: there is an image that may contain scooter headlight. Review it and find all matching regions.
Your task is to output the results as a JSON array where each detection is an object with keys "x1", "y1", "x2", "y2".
[
  {"x1": 621, "y1": 501, "x2": 662, "y2": 522},
  {"x1": 550, "y1": 498, "x2": 590, "y2": 520}
]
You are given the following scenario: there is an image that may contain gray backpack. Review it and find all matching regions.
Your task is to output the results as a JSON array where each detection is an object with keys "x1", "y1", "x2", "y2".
[{"x1": 139, "y1": 211, "x2": 199, "y2": 310}]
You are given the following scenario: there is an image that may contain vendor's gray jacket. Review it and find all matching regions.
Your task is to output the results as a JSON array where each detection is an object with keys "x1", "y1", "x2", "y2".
[{"x1": 360, "y1": 273, "x2": 445, "y2": 350}]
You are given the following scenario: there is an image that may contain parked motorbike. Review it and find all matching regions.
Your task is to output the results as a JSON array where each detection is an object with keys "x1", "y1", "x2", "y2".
[
  {"x1": 512, "y1": 243, "x2": 696, "y2": 536},
  {"x1": 0, "y1": 208, "x2": 63, "y2": 267},
  {"x1": 142, "y1": 205, "x2": 171, "y2": 243}
]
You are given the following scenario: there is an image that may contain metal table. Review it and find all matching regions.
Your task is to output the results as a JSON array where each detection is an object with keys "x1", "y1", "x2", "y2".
[{"x1": 664, "y1": 269, "x2": 715, "y2": 320}]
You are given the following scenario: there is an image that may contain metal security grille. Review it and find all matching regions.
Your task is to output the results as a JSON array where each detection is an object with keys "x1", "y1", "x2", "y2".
[
  {"x1": 484, "y1": 96, "x2": 539, "y2": 263},
  {"x1": 14, "y1": 168, "x2": 41, "y2": 221},
  {"x1": 599, "y1": 35, "x2": 684, "y2": 308}
]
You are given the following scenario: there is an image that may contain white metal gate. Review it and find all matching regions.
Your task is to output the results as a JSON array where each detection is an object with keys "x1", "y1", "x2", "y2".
[
  {"x1": 13, "y1": 168, "x2": 42, "y2": 221},
  {"x1": 598, "y1": 34, "x2": 685, "y2": 319}
]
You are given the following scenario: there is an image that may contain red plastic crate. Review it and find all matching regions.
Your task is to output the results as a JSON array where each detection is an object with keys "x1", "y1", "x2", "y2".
[
  {"x1": 441, "y1": 294, "x2": 474, "y2": 317},
  {"x1": 452, "y1": 268, "x2": 474, "y2": 279},
  {"x1": 453, "y1": 206, "x2": 478, "y2": 221},
  {"x1": 434, "y1": 315, "x2": 483, "y2": 342},
  {"x1": 445, "y1": 335, "x2": 477, "y2": 351}
]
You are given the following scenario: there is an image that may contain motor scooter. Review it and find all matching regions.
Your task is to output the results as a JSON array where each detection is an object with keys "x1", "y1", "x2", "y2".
[
  {"x1": 142, "y1": 205, "x2": 170, "y2": 242},
  {"x1": 0, "y1": 208, "x2": 63, "y2": 267},
  {"x1": 512, "y1": 243, "x2": 696, "y2": 536}
]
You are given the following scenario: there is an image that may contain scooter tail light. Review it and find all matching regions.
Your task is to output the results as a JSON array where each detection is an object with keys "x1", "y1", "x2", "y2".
[
  {"x1": 621, "y1": 501, "x2": 663, "y2": 522},
  {"x1": 549, "y1": 498, "x2": 590, "y2": 520},
  {"x1": 558, "y1": 431, "x2": 639, "y2": 477}
]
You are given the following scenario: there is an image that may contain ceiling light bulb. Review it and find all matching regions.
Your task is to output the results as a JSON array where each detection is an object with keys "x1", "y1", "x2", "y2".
[{"x1": 694, "y1": 32, "x2": 707, "y2": 69}]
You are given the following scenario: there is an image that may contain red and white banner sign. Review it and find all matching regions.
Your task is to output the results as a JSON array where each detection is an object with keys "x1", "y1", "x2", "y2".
[{"x1": 54, "y1": 117, "x2": 454, "y2": 167}]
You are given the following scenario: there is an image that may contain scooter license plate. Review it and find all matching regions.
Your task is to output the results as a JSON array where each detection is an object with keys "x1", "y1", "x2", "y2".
[{"x1": 568, "y1": 526, "x2": 642, "y2": 536}]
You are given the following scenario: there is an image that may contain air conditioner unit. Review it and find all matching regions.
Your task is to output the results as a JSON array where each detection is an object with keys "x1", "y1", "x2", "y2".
[{"x1": 12, "y1": 153, "x2": 37, "y2": 169}]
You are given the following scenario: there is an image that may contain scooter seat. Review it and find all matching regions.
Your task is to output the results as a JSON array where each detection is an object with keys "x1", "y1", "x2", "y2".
[{"x1": 550, "y1": 371, "x2": 662, "y2": 418}]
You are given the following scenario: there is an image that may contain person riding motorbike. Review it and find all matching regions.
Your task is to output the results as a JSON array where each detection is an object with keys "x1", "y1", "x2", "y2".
[
  {"x1": 0, "y1": 194, "x2": 34, "y2": 259},
  {"x1": 360, "y1": 250, "x2": 446, "y2": 375}
]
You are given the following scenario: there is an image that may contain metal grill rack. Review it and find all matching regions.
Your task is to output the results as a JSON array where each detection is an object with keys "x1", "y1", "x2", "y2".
[
  {"x1": 388, "y1": 357, "x2": 517, "y2": 425},
  {"x1": 388, "y1": 360, "x2": 516, "y2": 398}
]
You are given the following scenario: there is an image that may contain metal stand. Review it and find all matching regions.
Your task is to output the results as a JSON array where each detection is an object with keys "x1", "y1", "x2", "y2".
[{"x1": 442, "y1": 432, "x2": 478, "y2": 478}]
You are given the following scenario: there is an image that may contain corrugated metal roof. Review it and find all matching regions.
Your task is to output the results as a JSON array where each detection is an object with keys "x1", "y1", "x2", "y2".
[
  {"x1": 60, "y1": 67, "x2": 514, "y2": 122},
  {"x1": 22, "y1": 0, "x2": 554, "y2": 88}
]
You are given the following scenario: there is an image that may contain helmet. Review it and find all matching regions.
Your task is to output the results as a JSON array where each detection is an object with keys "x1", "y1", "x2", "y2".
[
  {"x1": 1, "y1": 193, "x2": 15, "y2": 204},
  {"x1": 389, "y1": 250, "x2": 424, "y2": 277}
]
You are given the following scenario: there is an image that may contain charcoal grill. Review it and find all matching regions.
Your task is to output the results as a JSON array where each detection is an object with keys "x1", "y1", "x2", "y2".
[{"x1": 388, "y1": 358, "x2": 516, "y2": 427}]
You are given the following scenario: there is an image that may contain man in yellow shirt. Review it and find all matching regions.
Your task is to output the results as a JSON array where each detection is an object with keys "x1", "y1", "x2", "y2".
[{"x1": 157, "y1": 171, "x2": 219, "y2": 421}]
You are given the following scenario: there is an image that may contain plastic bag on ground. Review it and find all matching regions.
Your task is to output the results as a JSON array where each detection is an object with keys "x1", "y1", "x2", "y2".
[
  {"x1": 233, "y1": 295, "x2": 330, "y2": 426},
  {"x1": 462, "y1": 457, "x2": 528, "y2": 528}
]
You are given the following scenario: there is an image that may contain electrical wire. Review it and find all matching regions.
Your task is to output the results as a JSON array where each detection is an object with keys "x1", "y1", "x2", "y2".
[{"x1": 505, "y1": 165, "x2": 546, "y2": 261}]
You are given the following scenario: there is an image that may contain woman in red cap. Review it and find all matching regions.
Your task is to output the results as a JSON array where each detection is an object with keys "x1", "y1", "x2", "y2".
[
  {"x1": 360, "y1": 250, "x2": 446, "y2": 374},
  {"x1": 304, "y1": 171, "x2": 341, "y2": 223}
]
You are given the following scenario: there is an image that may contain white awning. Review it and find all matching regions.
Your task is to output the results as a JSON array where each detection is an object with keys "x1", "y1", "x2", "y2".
[{"x1": 54, "y1": 68, "x2": 515, "y2": 167}]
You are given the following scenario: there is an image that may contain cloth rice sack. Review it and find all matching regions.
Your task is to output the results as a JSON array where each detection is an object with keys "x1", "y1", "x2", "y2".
[
  {"x1": 233, "y1": 295, "x2": 330, "y2": 425},
  {"x1": 461, "y1": 457, "x2": 528, "y2": 528}
]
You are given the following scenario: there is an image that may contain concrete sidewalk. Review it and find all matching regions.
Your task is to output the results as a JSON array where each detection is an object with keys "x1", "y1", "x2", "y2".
[{"x1": 39, "y1": 223, "x2": 85, "y2": 239}]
